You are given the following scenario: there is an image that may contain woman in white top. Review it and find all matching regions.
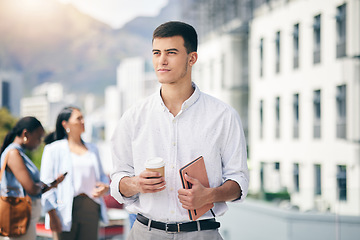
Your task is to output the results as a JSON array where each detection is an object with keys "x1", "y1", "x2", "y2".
[{"x1": 40, "y1": 106, "x2": 109, "y2": 240}]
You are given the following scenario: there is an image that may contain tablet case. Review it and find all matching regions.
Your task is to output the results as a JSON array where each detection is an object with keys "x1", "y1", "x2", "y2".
[{"x1": 179, "y1": 156, "x2": 214, "y2": 221}]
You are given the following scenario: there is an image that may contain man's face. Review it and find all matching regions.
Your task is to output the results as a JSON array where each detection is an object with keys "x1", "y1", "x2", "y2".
[{"x1": 152, "y1": 36, "x2": 196, "y2": 85}]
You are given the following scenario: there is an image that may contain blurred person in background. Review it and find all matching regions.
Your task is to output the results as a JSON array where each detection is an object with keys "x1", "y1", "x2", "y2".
[
  {"x1": 0, "y1": 117, "x2": 64, "y2": 240},
  {"x1": 40, "y1": 106, "x2": 109, "y2": 240}
]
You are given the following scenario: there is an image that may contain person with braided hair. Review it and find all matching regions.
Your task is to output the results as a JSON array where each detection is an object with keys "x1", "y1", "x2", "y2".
[{"x1": 0, "y1": 117, "x2": 65, "y2": 240}]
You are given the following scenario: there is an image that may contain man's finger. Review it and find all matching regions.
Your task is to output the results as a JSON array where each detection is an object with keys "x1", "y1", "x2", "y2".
[{"x1": 185, "y1": 173, "x2": 198, "y2": 185}]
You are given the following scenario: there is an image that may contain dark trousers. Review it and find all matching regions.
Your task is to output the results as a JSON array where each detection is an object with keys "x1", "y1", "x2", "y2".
[{"x1": 57, "y1": 195, "x2": 100, "y2": 240}]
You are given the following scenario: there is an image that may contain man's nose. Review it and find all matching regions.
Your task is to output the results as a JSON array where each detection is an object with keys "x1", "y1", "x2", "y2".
[{"x1": 159, "y1": 54, "x2": 168, "y2": 65}]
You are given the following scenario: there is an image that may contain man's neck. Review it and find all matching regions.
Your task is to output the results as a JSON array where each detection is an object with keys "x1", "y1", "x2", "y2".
[{"x1": 161, "y1": 81, "x2": 194, "y2": 116}]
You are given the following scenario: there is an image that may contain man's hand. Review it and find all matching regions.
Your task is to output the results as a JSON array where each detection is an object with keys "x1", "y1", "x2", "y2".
[
  {"x1": 137, "y1": 170, "x2": 166, "y2": 193},
  {"x1": 119, "y1": 170, "x2": 166, "y2": 197},
  {"x1": 177, "y1": 174, "x2": 212, "y2": 210}
]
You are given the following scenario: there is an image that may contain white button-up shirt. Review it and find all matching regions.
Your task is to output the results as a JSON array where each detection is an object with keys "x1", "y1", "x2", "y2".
[{"x1": 110, "y1": 83, "x2": 249, "y2": 223}]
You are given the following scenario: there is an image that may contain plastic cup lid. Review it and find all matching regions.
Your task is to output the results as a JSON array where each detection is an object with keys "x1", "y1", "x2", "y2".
[{"x1": 145, "y1": 157, "x2": 165, "y2": 169}]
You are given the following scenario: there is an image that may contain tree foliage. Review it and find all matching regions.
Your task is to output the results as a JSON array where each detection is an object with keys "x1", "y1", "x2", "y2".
[
  {"x1": 0, "y1": 107, "x2": 17, "y2": 146},
  {"x1": 25, "y1": 144, "x2": 44, "y2": 170}
]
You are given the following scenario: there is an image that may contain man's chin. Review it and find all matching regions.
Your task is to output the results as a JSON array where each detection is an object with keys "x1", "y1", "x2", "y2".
[{"x1": 158, "y1": 79, "x2": 174, "y2": 85}]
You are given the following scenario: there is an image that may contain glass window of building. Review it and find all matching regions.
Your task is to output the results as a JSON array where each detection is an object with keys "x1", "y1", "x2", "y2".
[
  {"x1": 275, "y1": 97, "x2": 280, "y2": 138},
  {"x1": 274, "y1": 162, "x2": 280, "y2": 170},
  {"x1": 260, "y1": 100, "x2": 264, "y2": 139},
  {"x1": 293, "y1": 163, "x2": 300, "y2": 192},
  {"x1": 275, "y1": 31, "x2": 281, "y2": 73},
  {"x1": 336, "y1": 85, "x2": 347, "y2": 139},
  {"x1": 293, "y1": 93, "x2": 299, "y2": 139},
  {"x1": 337, "y1": 165, "x2": 347, "y2": 201},
  {"x1": 313, "y1": 90, "x2": 321, "y2": 138},
  {"x1": 313, "y1": 14, "x2": 321, "y2": 64},
  {"x1": 293, "y1": 24, "x2": 299, "y2": 69},
  {"x1": 1, "y1": 81, "x2": 10, "y2": 111},
  {"x1": 314, "y1": 164, "x2": 321, "y2": 196},
  {"x1": 260, "y1": 38, "x2": 264, "y2": 77},
  {"x1": 336, "y1": 4, "x2": 347, "y2": 58},
  {"x1": 260, "y1": 162, "x2": 265, "y2": 191}
]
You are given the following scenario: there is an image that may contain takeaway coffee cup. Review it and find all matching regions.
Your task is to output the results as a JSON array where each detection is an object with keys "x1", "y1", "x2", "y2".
[{"x1": 145, "y1": 157, "x2": 165, "y2": 178}]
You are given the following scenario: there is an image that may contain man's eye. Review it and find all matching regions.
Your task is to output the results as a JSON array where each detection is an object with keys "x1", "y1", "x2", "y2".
[
  {"x1": 168, "y1": 52, "x2": 176, "y2": 55},
  {"x1": 153, "y1": 52, "x2": 160, "y2": 55}
]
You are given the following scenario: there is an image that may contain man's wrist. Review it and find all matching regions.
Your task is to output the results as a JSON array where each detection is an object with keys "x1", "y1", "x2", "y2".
[
  {"x1": 119, "y1": 176, "x2": 140, "y2": 197},
  {"x1": 213, "y1": 180, "x2": 241, "y2": 202},
  {"x1": 206, "y1": 187, "x2": 216, "y2": 205}
]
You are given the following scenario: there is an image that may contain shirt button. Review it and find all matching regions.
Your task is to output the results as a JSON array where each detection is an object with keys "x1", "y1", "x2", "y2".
[
  {"x1": 172, "y1": 142, "x2": 176, "y2": 146},
  {"x1": 170, "y1": 187, "x2": 174, "y2": 191},
  {"x1": 170, "y1": 165, "x2": 174, "y2": 169},
  {"x1": 171, "y1": 211, "x2": 175, "y2": 214}
]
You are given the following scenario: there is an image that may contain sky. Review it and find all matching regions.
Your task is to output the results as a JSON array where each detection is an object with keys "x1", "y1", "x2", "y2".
[{"x1": 57, "y1": 0, "x2": 168, "y2": 29}]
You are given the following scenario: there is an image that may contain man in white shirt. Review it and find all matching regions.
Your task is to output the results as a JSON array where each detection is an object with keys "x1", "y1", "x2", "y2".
[{"x1": 110, "y1": 21, "x2": 249, "y2": 239}]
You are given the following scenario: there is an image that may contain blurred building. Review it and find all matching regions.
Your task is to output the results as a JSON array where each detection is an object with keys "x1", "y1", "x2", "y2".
[
  {"x1": 116, "y1": 57, "x2": 158, "y2": 114},
  {"x1": 20, "y1": 82, "x2": 74, "y2": 130},
  {"x1": 104, "y1": 86, "x2": 121, "y2": 143},
  {"x1": 249, "y1": 0, "x2": 360, "y2": 216},
  {"x1": 187, "y1": 0, "x2": 253, "y2": 140},
  {"x1": 0, "y1": 70, "x2": 23, "y2": 116},
  {"x1": 104, "y1": 57, "x2": 158, "y2": 142},
  {"x1": 101, "y1": 57, "x2": 158, "y2": 174}
]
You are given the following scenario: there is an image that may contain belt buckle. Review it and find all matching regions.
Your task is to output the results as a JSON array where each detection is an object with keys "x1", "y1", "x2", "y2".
[{"x1": 165, "y1": 223, "x2": 181, "y2": 233}]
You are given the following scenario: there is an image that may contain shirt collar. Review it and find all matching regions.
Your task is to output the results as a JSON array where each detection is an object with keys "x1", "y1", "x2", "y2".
[
  {"x1": 157, "y1": 82, "x2": 201, "y2": 113},
  {"x1": 182, "y1": 82, "x2": 200, "y2": 111}
]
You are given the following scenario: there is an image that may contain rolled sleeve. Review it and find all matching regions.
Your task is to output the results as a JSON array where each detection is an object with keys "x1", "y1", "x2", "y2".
[
  {"x1": 226, "y1": 174, "x2": 249, "y2": 203},
  {"x1": 110, "y1": 113, "x2": 139, "y2": 205},
  {"x1": 109, "y1": 173, "x2": 139, "y2": 204},
  {"x1": 109, "y1": 173, "x2": 124, "y2": 203},
  {"x1": 221, "y1": 109, "x2": 249, "y2": 203}
]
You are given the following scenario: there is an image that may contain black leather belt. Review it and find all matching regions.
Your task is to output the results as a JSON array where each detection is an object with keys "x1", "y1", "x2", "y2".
[{"x1": 136, "y1": 214, "x2": 220, "y2": 233}]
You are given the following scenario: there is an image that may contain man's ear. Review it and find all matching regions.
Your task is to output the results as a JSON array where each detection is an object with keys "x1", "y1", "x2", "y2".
[{"x1": 189, "y1": 52, "x2": 198, "y2": 66}]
